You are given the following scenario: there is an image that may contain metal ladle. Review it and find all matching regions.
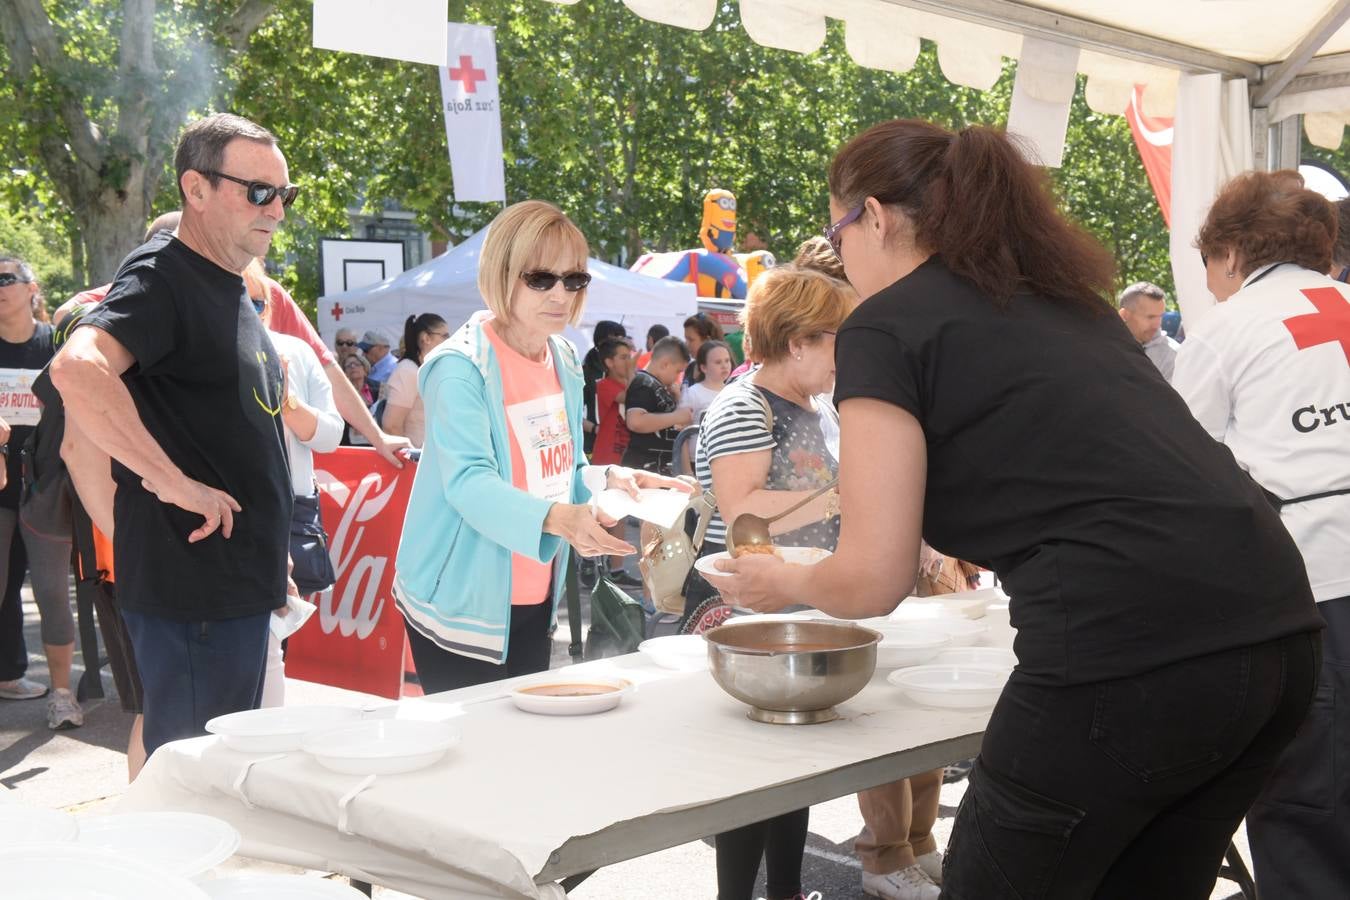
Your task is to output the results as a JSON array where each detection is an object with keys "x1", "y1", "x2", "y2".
[{"x1": 726, "y1": 478, "x2": 838, "y2": 556}]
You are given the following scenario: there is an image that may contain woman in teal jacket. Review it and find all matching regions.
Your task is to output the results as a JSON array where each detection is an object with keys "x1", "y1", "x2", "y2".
[{"x1": 394, "y1": 201, "x2": 688, "y2": 691}]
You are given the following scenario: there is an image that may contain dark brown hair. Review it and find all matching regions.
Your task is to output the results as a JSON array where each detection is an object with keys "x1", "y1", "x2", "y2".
[
  {"x1": 828, "y1": 119, "x2": 1115, "y2": 312},
  {"x1": 1335, "y1": 197, "x2": 1350, "y2": 269},
  {"x1": 1198, "y1": 171, "x2": 1337, "y2": 277},
  {"x1": 683, "y1": 312, "x2": 724, "y2": 343}
]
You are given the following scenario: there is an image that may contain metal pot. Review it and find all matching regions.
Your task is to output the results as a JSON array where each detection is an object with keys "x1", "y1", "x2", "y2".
[{"x1": 705, "y1": 619, "x2": 880, "y2": 724}]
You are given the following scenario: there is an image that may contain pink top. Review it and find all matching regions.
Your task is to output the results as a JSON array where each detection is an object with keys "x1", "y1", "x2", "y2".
[{"x1": 484, "y1": 321, "x2": 573, "y2": 606}]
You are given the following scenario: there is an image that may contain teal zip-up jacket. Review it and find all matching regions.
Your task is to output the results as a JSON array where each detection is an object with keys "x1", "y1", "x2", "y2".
[{"x1": 393, "y1": 311, "x2": 596, "y2": 663}]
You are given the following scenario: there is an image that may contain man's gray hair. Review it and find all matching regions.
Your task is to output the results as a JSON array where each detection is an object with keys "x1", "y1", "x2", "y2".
[
  {"x1": 174, "y1": 113, "x2": 278, "y2": 201},
  {"x1": 1118, "y1": 281, "x2": 1167, "y2": 309}
]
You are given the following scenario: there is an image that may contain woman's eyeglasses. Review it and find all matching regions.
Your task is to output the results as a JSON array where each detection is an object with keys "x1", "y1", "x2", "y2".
[
  {"x1": 0, "y1": 272, "x2": 32, "y2": 288},
  {"x1": 204, "y1": 170, "x2": 300, "y2": 208},
  {"x1": 520, "y1": 270, "x2": 592, "y2": 292},
  {"x1": 824, "y1": 205, "x2": 863, "y2": 259}
]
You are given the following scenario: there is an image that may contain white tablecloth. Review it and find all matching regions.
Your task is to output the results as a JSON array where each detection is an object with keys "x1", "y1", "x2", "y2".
[{"x1": 119, "y1": 610, "x2": 1014, "y2": 899}]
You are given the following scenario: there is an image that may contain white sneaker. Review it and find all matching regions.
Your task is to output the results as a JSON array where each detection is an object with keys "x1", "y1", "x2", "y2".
[
  {"x1": 862, "y1": 864, "x2": 941, "y2": 900},
  {"x1": 916, "y1": 849, "x2": 944, "y2": 885},
  {"x1": 0, "y1": 676, "x2": 48, "y2": 700},
  {"x1": 46, "y1": 688, "x2": 83, "y2": 730}
]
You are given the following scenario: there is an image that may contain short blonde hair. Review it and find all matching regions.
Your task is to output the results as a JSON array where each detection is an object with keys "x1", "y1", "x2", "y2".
[
  {"x1": 742, "y1": 266, "x2": 852, "y2": 363},
  {"x1": 478, "y1": 200, "x2": 589, "y2": 326}
]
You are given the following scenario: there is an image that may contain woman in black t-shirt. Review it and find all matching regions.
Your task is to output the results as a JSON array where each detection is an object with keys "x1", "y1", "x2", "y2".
[{"x1": 715, "y1": 120, "x2": 1322, "y2": 900}]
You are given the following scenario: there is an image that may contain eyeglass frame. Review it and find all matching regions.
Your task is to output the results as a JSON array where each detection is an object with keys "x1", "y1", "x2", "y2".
[
  {"x1": 0, "y1": 272, "x2": 33, "y2": 288},
  {"x1": 334, "y1": 339, "x2": 358, "y2": 347},
  {"x1": 519, "y1": 270, "x2": 592, "y2": 292},
  {"x1": 824, "y1": 205, "x2": 864, "y2": 259},
  {"x1": 201, "y1": 170, "x2": 300, "y2": 208}
]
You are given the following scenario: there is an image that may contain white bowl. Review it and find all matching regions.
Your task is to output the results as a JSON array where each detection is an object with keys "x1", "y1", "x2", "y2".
[
  {"x1": 76, "y1": 812, "x2": 240, "y2": 880},
  {"x1": 0, "y1": 805, "x2": 79, "y2": 843},
  {"x1": 694, "y1": 546, "x2": 832, "y2": 580},
  {"x1": 0, "y1": 843, "x2": 210, "y2": 899},
  {"x1": 869, "y1": 623, "x2": 952, "y2": 669},
  {"x1": 206, "y1": 705, "x2": 363, "y2": 753},
  {"x1": 887, "y1": 664, "x2": 1006, "y2": 709},
  {"x1": 203, "y1": 874, "x2": 371, "y2": 899},
  {"x1": 301, "y1": 719, "x2": 460, "y2": 775},
  {"x1": 918, "y1": 618, "x2": 988, "y2": 647},
  {"x1": 639, "y1": 635, "x2": 708, "y2": 671},
  {"x1": 890, "y1": 592, "x2": 991, "y2": 621},
  {"x1": 509, "y1": 676, "x2": 634, "y2": 716},
  {"x1": 931, "y1": 647, "x2": 1017, "y2": 671}
]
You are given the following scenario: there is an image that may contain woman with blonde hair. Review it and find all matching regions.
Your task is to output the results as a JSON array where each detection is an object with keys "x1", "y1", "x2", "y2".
[
  {"x1": 393, "y1": 201, "x2": 689, "y2": 691},
  {"x1": 692, "y1": 265, "x2": 851, "y2": 900}
]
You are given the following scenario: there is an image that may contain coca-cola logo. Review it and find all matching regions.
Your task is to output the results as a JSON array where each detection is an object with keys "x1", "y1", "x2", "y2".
[{"x1": 314, "y1": 468, "x2": 402, "y2": 641}]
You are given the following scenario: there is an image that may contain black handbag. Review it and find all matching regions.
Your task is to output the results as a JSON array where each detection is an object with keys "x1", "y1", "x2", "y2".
[
  {"x1": 289, "y1": 493, "x2": 336, "y2": 595},
  {"x1": 565, "y1": 555, "x2": 646, "y2": 660}
]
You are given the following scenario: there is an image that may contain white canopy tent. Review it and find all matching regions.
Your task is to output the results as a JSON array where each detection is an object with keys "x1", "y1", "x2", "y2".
[
  {"x1": 545, "y1": 0, "x2": 1350, "y2": 325},
  {"x1": 317, "y1": 225, "x2": 698, "y2": 354}
]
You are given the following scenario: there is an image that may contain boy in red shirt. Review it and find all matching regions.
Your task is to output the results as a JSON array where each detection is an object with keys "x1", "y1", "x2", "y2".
[{"x1": 591, "y1": 339, "x2": 640, "y2": 586}]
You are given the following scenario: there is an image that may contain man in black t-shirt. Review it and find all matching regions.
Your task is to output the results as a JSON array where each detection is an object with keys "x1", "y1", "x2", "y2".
[
  {"x1": 51, "y1": 113, "x2": 295, "y2": 758},
  {"x1": 622, "y1": 335, "x2": 691, "y2": 473}
]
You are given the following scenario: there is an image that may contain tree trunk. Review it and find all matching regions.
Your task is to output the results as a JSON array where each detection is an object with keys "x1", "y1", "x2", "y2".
[{"x1": 81, "y1": 188, "x2": 154, "y2": 287}]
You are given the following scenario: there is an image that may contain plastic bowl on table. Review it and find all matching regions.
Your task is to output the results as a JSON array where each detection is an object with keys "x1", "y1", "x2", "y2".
[
  {"x1": 869, "y1": 622, "x2": 952, "y2": 669},
  {"x1": 0, "y1": 843, "x2": 211, "y2": 899},
  {"x1": 76, "y1": 812, "x2": 240, "y2": 880},
  {"x1": 638, "y1": 634, "x2": 708, "y2": 671},
  {"x1": 0, "y1": 804, "x2": 79, "y2": 844},
  {"x1": 917, "y1": 617, "x2": 988, "y2": 647},
  {"x1": 206, "y1": 705, "x2": 363, "y2": 753},
  {"x1": 300, "y1": 719, "x2": 460, "y2": 776},
  {"x1": 887, "y1": 664, "x2": 1006, "y2": 709},
  {"x1": 508, "y1": 676, "x2": 635, "y2": 716},
  {"x1": 930, "y1": 647, "x2": 1017, "y2": 672}
]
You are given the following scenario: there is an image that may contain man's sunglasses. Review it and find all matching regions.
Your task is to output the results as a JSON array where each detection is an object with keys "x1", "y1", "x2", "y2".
[
  {"x1": 520, "y1": 270, "x2": 592, "y2": 292},
  {"x1": 205, "y1": 171, "x2": 300, "y2": 208},
  {"x1": 335, "y1": 339, "x2": 357, "y2": 347},
  {"x1": 0, "y1": 272, "x2": 32, "y2": 288}
]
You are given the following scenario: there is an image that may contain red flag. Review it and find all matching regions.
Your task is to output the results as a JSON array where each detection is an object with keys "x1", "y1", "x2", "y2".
[
  {"x1": 1125, "y1": 84, "x2": 1174, "y2": 226},
  {"x1": 286, "y1": 448, "x2": 415, "y2": 699}
]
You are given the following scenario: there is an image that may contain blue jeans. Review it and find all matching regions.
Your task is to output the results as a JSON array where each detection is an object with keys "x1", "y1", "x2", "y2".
[{"x1": 120, "y1": 609, "x2": 270, "y2": 758}]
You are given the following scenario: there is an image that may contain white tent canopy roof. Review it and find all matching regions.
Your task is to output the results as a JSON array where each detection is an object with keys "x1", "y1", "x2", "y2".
[
  {"x1": 317, "y1": 226, "x2": 698, "y2": 354},
  {"x1": 562, "y1": 0, "x2": 1350, "y2": 147}
]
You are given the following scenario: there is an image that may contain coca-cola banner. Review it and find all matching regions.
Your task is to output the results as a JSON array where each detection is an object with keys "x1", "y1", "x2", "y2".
[{"x1": 286, "y1": 447, "x2": 415, "y2": 699}]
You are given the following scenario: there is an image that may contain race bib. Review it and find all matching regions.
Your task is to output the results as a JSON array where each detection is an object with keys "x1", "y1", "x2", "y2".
[
  {"x1": 0, "y1": 367, "x2": 42, "y2": 427},
  {"x1": 505, "y1": 392, "x2": 574, "y2": 503}
]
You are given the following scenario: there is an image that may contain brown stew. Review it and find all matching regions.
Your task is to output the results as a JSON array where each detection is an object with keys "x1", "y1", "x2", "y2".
[{"x1": 520, "y1": 683, "x2": 619, "y2": 698}]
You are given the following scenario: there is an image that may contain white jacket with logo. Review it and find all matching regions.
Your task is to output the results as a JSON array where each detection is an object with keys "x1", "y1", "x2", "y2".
[{"x1": 1175, "y1": 263, "x2": 1350, "y2": 602}]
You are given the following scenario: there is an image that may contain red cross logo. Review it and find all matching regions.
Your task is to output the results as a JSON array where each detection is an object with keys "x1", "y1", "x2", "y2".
[
  {"x1": 331, "y1": 302, "x2": 343, "y2": 321},
  {"x1": 1287, "y1": 287, "x2": 1350, "y2": 366},
  {"x1": 448, "y1": 55, "x2": 488, "y2": 94}
]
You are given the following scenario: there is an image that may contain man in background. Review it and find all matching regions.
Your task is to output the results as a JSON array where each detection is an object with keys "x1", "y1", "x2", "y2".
[
  {"x1": 360, "y1": 329, "x2": 396, "y2": 395},
  {"x1": 333, "y1": 327, "x2": 359, "y2": 365},
  {"x1": 1118, "y1": 281, "x2": 1179, "y2": 382},
  {"x1": 623, "y1": 335, "x2": 692, "y2": 474}
]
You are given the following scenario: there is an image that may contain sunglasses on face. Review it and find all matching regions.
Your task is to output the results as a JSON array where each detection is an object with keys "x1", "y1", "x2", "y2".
[
  {"x1": 824, "y1": 205, "x2": 864, "y2": 259},
  {"x1": 520, "y1": 270, "x2": 592, "y2": 292},
  {"x1": 0, "y1": 272, "x2": 32, "y2": 288},
  {"x1": 335, "y1": 339, "x2": 357, "y2": 347},
  {"x1": 205, "y1": 170, "x2": 300, "y2": 208}
]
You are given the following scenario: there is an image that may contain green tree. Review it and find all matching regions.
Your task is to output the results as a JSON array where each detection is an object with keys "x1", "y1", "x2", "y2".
[{"x1": 0, "y1": 0, "x2": 275, "y2": 286}]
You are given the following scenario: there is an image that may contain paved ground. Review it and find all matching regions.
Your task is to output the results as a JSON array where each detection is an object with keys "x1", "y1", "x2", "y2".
[{"x1": 0, "y1": 576, "x2": 1250, "y2": 900}]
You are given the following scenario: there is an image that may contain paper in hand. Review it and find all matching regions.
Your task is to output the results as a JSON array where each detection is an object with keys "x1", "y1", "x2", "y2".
[{"x1": 594, "y1": 488, "x2": 690, "y2": 530}]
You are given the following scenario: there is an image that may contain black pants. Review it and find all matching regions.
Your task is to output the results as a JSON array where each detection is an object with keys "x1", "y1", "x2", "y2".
[
  {"x1": 0, "y1": 536, "x2": 29, "y2": 681},
  {"x1": 715, "y1": 807, "x2": 810, "y2": 900},
  {"x1": 405, "y1": 601, "x2": 554, "y2": 694},
  {"x1": 941, "y1": 630, "x2": 1320, "y2": 900},
  {"x1": 1248, "y1": 595, "x2": 1350, "y2": 899}
]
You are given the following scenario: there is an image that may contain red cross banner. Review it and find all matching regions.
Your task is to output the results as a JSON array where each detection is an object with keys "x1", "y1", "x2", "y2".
[
  {"x1": 1125, "y1": 84, "x2": 1174, "y2": 227},
  {"x1": 438, "y1": 23, "x2": 506, "y2": 203}
]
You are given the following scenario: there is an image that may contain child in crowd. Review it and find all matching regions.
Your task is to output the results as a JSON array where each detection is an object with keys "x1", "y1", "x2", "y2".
[
  {"x1": 622, "y1": 335, "x2": 692, "y2": 474},
  {"x1": 679, "y1": 339, "x2": 733, "y2": 424}
]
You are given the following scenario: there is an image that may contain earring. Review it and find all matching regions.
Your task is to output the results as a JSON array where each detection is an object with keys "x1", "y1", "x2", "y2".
[
  {"x1": 795, "y1": 353, "x2": 802, "y2": 361},
  {"x1": 1225, "y1": 270, "x2": 1235, "y2": 279}
]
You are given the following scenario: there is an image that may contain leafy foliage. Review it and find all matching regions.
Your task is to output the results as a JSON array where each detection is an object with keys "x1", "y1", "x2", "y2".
[{"x1": 2, "y1": 0, "x2": 1177, "y2": 311}]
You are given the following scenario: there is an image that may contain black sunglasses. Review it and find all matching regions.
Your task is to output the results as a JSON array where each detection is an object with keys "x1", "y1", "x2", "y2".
[
  {"x1": 205, "y1": 170, "x2": 300, "y2": 208},
  {"x1": 521, "y1": 270, "x2": 591, "y2": 292},
  {"x1": 335, "y1": 339, "x2": 357, "y2": 347},
  {"x1": 0, "y1": 272, "x2": 32, "y2": 288}
]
